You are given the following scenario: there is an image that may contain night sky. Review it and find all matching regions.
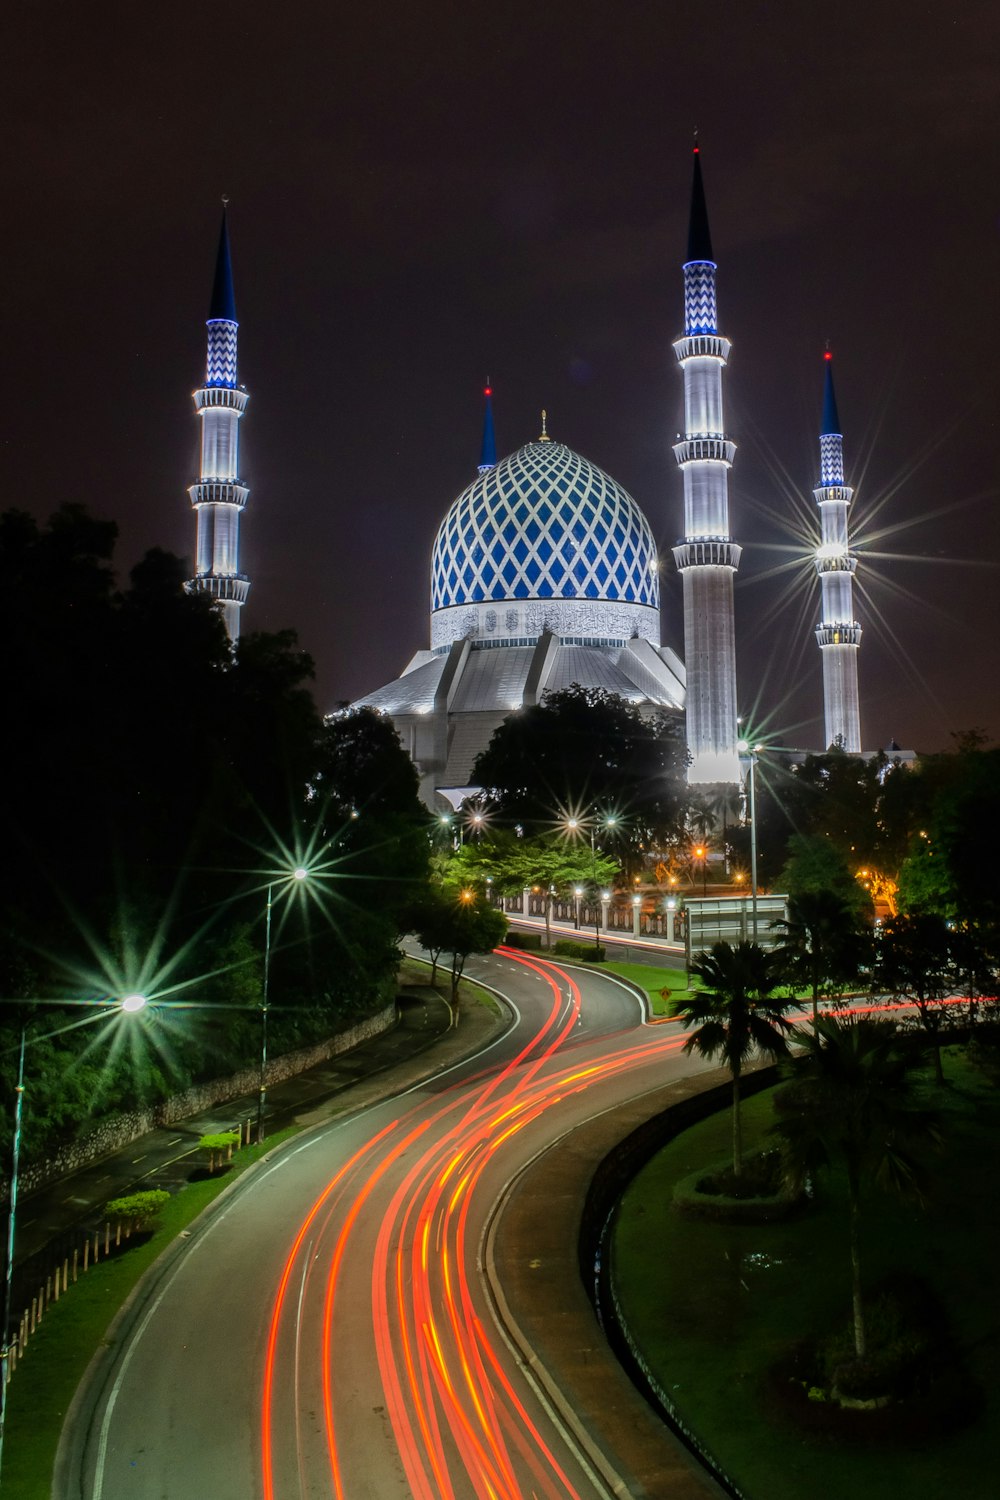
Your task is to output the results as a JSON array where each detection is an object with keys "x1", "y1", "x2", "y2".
[{"x1": 6, "y1": 1, "x2": 999, "y2": 751}]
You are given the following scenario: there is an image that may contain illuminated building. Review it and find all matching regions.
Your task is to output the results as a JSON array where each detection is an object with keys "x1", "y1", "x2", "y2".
[
  {"x1": 353, "y1": 393, "x2": 685, "y2": 809},
  {"x1": 813, "y1": 351, "x2": 862, "y2": 751},
  {"x1": 186, "y1": 203, "x2": 250, "y2": 641},
  {"x1": 671, "y1": 142, "x2": 742, "y2": 784}
]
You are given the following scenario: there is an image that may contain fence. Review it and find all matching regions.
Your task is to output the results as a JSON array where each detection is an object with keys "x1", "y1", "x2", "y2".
[{"x1": 1, "y1": 1114, "x2": 258, "y2": 1392}]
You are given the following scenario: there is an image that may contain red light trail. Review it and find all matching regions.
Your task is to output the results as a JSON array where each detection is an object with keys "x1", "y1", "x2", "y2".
[{"x1": 261, "y1": 949, "x2": 688, "y2": 1498}]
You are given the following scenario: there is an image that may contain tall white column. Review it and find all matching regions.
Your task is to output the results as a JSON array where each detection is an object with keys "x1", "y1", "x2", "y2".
[
  {"x1": 672, "y1": 145, "x2": 741, "y2": 784},
  {"x1": 187, "y1": 205, "x2": 250, "y2": 642},
  {"x1": 814, "y1": 352, "x2": 861, "y2": 751}
]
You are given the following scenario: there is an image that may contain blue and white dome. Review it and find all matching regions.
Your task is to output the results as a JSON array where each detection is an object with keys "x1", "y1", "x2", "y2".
[{"x1": 430, "y1": 439, "x2": 660, "y2": 651}]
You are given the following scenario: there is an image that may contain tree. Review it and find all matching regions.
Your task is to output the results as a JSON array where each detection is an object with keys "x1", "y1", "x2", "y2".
[
  {"x1": 778, "y1": 834, "x2": 871, "y2": 921},
  {"x1": 0, "y1": 507, "x2": 438, "y2": 1162},
  {"x1": 449, "y1": 833, "x2": 618, "y2": 948},
  {"x1": 410, "y1": 888, "x2": 507, "y2": 1024},
  {"x1": 773, "y1": 1017, "x2": 941, "y2": 1365},
  {"x1": 772, "y1": 890, "x2": 870, "y2": 1021},
  {"x1": 471, "y1": 686, "x2": 688, "y2": 870},
  {"x1": 673, "y1": 942, "x2": 796, "y2": 1177},
  {"x1": 874, "y1": 914, "x2": 956, "y2": 1084}
]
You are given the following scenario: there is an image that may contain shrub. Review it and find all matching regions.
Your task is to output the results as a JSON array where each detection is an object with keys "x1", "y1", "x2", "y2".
[
  {"x1": 673, "y1": 1151, "x2": 801, "y2": 1222},
  {"x1": 552, "y1": 939, "x2": 606, "y2": 962},
  {"x1": 199, "y1": 1131, "x2": 240, "y2": 1173},
  {"x1": 105, "y1": 1190, "x2": 171, "y2": 1230},
  {"x1": 503, "y1": 930, "x2": 543, "y2": 951}
]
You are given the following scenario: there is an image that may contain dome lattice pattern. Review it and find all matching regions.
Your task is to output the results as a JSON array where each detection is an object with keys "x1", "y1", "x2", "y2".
[{"x1": 431, "y1": 442, "x2": 659, "y2": 613}]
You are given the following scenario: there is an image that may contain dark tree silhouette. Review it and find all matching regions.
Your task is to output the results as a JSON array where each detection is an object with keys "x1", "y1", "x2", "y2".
[
  {"x1": 674, "y1": 942, "x2": 797, "y2": 1176},
  {"x1": 773, "y1": 1017, "x2": 941, "y2": 1363}
]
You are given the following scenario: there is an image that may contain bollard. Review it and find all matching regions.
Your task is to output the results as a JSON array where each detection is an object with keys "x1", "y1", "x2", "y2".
[
  {"x1": 83, "y1": 1236, "x2": 90, "y2": 1272},
  {"x1": 104, "y1": 1222, "x2": 110, "y2": 1256},
  {"x1": 45, "y1": 1275, "x2": 52, "y2": 1308},
  {"x1": 54, "y1": 1268, "x2": 60, "y2": 1302},
  {"x1": 115, "y1": 1221, "x2": 121, "y2": 1247},
  {"x1": 73, "y1": 1247, "x2": 79, "y2": 1283},
  {"x1": 63, "y1": 1258, "x2": 69, "y2": 1293},
  {"x1": 19, "y1": 1314, "x2": 27, "y2": 1355},
  {"x1": 30, "y1": 1297, "x2": 37, "y2": 1335}
]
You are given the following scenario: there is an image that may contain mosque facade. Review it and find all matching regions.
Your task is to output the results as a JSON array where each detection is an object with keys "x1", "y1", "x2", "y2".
[
  {"x1": 350, "y1": 149, "x2": 745, "y2": 810},
  {"x1": 185, "y1": 155, "x2": 884, "y2": 806}
]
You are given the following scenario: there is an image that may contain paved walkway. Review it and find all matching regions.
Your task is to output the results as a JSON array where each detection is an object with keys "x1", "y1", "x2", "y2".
[{"x1": 14, "y1": 982, "x2": 482, "y2": 1281}]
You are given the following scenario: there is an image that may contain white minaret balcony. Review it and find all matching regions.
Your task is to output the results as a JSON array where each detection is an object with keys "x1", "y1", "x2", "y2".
[
  {"x1": 673, "y1": 437, "x2": 737, "y2": 467},
  {"x1": 816, "y1": 622, "x2": 862, "y2": 647},
  {"x1": 189, "y1": 574, "x2": 251, "y2": 604},
  {"x1": 673, "y1": 540, "x2": 742, "y2": 570},
  {"x1": 672, "y1": 334, "x2": 731, "y2": 364},
  {"x1": 192, "y1": 386, "x2": 250, "y2": 414},
  {"x1": 188, "y1": 481, "x2": 249, "y2": 510}
]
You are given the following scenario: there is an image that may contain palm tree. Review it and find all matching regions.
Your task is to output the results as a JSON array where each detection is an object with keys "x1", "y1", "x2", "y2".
[
  {"x1": 772, "y1": 890, "x2": 869, "y2": 1021},
  {"x1": 773, "y1": 1017, "x2": 941, "y2": 1363},
  {"x1": 675, "y1": 941, "x2": 797, "y2": 1177}
]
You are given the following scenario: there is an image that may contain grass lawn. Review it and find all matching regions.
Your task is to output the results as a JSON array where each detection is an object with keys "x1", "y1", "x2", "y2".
[
  {"x1": 3, "y1": 1126, "x2": 301, "y2": 1500},
  {"x1": 601, "y1": 960, "x2": 692, "y2": 1017},
  {"x1": 611, "y1": 1047, "x2": 1000, "y2": 1500}
]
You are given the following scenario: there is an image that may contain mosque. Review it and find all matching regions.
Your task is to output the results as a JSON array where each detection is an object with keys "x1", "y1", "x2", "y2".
[{"x1": 186, "y1": 149, "x2": 869, "y2": 811}]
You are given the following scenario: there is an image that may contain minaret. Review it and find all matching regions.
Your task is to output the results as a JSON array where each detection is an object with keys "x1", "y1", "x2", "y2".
[
  {"x1": 477, "y1": 379, "x2": 497, "y2": 474},
  {"x1": 814, "y1": 350, "x2": 862, "y2": 750},
  {"x1": 187, "y1": 202, "x2": 250, "y2": 642},
  {"x1": 672, "y1": 143, "x2": 741, "y2": 784}
]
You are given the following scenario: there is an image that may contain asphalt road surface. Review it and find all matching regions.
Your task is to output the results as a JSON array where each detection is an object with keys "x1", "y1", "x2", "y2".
[{"x1": 60, "y1": 949, "x2": 716, "y2": 1500}]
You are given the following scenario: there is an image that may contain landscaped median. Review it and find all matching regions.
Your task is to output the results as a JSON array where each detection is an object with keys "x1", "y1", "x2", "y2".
[{"x1": 610, "y1": 1048, "x2": 997, "y2": 1500}]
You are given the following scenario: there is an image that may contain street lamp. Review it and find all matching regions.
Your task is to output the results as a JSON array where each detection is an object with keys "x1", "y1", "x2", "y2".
[
  {"x1": 257, "y1": 867, "x2": 309, "y2": 1146},
  {"x1": 737, "y1": 740, "x2": 761, "y2": 941},
  {"x1": 693, "y1": 844, "x2": 708, "y2": 897},
  {"x1": 1, "y1": 998, "x2": 146, "y2": 1484},
  {"x1": 564, "y1": 812, "x2": 617, "y2": 951}
]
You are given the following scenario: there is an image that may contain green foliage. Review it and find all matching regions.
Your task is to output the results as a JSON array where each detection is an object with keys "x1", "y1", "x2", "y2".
[
  {"x1": 470, "y1": 685, "x2": 688, "y2": 867},
  {"x1": 551, "y1": 939, "x2": 606, "y2": 962},
  {"x1": 674, "y1": 941, "x2": 797, "y2": 1175},
  {"x1": 774, "y1": 1016, "x2": 942, "y2": 1360},
  {"x1": 198, "y1": 1132, "x2": 240, "y2": 1151},
  {"x1": 408, "y1": 886, "x2": 507, "y2": 1002},
  {"x1": 104, "y1": 1189, "x2": 171, "y2": 1226},
  {"x1": 501, "y1": 930, "x2": 543, "y2": 951},
  {"x1": 772, "y1": 887, "x2": 870, "y2": 1018},
  {"x1": 778, "y1": 834, "x2": 870, "y2": 917},
  {"x1": 0, "y1": 506, "x2": 436, "y2": 1163}
]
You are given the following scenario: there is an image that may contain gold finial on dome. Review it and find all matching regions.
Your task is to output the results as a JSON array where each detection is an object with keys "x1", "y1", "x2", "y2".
[{"x1": 539, "y1": 409, "x2": 551, "y2": 442}]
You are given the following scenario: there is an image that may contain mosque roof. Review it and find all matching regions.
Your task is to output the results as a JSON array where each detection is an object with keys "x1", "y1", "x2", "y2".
[
  {"x1": 430, "y1": 438, "x2": 660, "y2": 629},
  {"x1": 686, "y1": 143, "x2": 714, "y2": 264},
  {"x1": 821, "y1": 351, "x2": 841, "y2": 436},
  {"x1": 209, "y1": 204, "x2": 237, "y2": 323}
]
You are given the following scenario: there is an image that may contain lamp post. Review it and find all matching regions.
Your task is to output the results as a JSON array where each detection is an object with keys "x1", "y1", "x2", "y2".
[
  {"x1": 738, "y1": 740, "x2": 761, "y2": 941},
  {"x1": 693, "y1": 844, "x2": 708, "y2": 897},
  {"x1": 565, "y1": 813, "x2": 617, "y2": 951},
  {"x1": 1, "y1": 996, "x2": 147, "y2": 1486},
  {"x1": 256, "y1": 866, "x2": 308, "y2": 1146}
]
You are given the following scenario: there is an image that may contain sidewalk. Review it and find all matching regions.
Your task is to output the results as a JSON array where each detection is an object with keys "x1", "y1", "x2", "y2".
[{"x1": 13, "y1": 978, "x2": 506, "y2": 1300}]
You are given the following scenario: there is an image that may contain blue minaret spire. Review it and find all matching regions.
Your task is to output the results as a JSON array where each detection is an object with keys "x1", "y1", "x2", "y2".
[
  {"x1": 478, "y1": 379, "x2": 497, "y2": 474},
  {"x1": 814, "y1": 349, "x2": 862, "y2": 750},
  {"x1": 671, "y1": 140, "x2": 741, "y2": 783},
  {"x1": 187, "y1": 199, "x2": 251, "y2": 642}
]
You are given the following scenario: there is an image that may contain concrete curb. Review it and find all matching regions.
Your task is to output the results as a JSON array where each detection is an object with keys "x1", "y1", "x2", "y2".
[{"x1": 482, "y1": 1069, "x2": 777, "y2": 1499}]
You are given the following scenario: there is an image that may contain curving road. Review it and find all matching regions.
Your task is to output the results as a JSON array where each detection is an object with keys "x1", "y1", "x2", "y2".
[{"x1": 63, "y1": 949, "x2": 715, "y2": 1500}]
